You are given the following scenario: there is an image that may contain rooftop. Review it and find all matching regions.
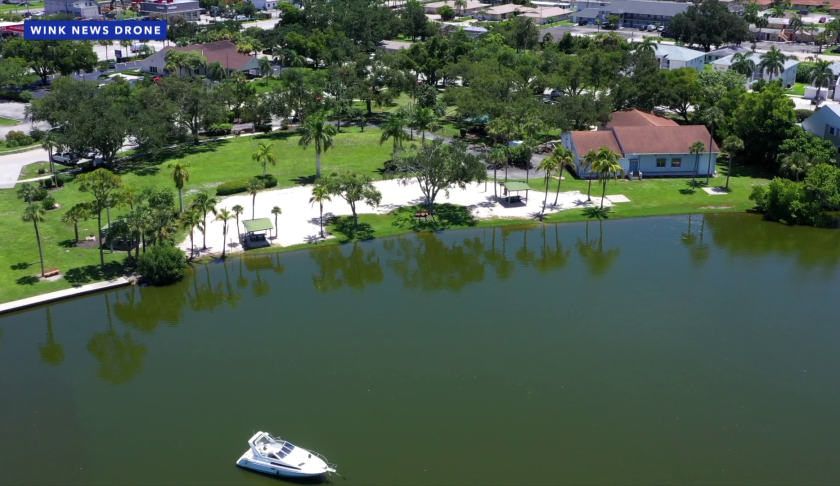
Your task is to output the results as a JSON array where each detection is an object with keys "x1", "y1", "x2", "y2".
[
  {"x1": 242, "y1": 218, "x2": 273, "y2": 233},
  {"x1": 612, "y1": 126, "x2": 720, "y2": 154},
  {"x1": 521, "y1": 6, "x2": 572, "y2": 17},
  {"x1": 424, "y1": 0, "x2": 489, "y2": 9},
  {"x1": 706, "y1": 45, "x2": 752, "y2": 57},
  {"x1": 570, "y1": 131, "x2": 623, "y2": 157},
  {"x1": 484, "y1": 3, "x2": 537, "y2": 14},
  {"x1": 653, "y1": 44, "x2": 706, "y2": 62},
  {"x1": 607, "y1": 109, "x2": 679, "y2": 128},
  {"x1": 162, "y1": 40, "x2": 255, "y2": 70},
  {"x1": 712, "y1": 52, "x2": 800, "y2": 71},
  {"x1": 577, "y1": 0, "x2": 688, "y2": 17}
]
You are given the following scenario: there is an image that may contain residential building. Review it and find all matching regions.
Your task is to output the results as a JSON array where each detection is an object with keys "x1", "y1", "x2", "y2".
[
  {"x1": 44, "y1": 0, "x2": 100, "y2": 18},
  {"x1": 802, "y1": 104, "x2": 840, "y2": 151},
  {"x1": 652, "y1": 44, "x2": 705, "y2": 71},
  {"x1": 377, "y1": 40, "x2": 413, "y2": 54},
  {"x1": 562, "y1": 110, "x2": 719, "y2": 179},
  {"x1": 711, "y1": 52, "x2": 799, "y2": 88},
  {"x1": 572, "y1": 0, "x2": 688, "y2": 28},
  {"x1": 138, "y1": 40, "x2": 262, "y2": 77},
  {"x1": 750, "y1": 26, "x2": 783, "y2": 41},
  {"x1": 520, "y1": 7, "x2": 573, "y2": 24},
  {"x1": 250, "y1": 0, "x2": 279, "y2": 9},
  {"x1": 423, "y1": 0, "x2": 489, "y2": 15},
  {"x1": 442, "y1": 24, "x2": 489, "y2": 37},
  {"x1": 138, "y1": 0, "x2": 200, "y2": 20},
  {"x1": 478, "y1": 3, "x2": 537, "y2": 21},
  {"x1": 803, "y1": 61, "x2": 840, "y2": 100},
  {"x1": 704, "y1": 45, "x2": 751, "y2": 64}
]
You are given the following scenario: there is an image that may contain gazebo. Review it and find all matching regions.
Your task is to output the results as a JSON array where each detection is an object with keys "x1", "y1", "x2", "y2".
[
  {"x1": 499, "y1": 181, "x2": 529, "y2": 205},
  {"x1": 241, "y1": 218, "x2": 273, "y2": 249}
]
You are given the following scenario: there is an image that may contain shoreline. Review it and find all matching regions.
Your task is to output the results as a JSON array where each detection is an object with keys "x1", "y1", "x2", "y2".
[{"x1": 0, "y1": 207, "x2": 750, "y2": 315}]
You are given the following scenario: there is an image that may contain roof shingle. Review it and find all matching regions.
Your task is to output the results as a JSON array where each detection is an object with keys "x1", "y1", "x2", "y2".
[
  {"x1": 570, "y1": 131, "x2": 623, "y2": 157},
  {"x1": 613, "y1": 126, "x2": 720, "y2": 154},
  {"x1": 607, "y1": 109, "x2": 679, "y2": 128}
]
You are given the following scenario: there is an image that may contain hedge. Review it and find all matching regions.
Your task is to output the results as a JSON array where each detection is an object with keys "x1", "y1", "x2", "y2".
[
  {"x1": 206, "y1": 123, "x2": 233, "y2": 136},
  {"x1": 216, "y1": 174, "x2": 277, "y2": 196},
  {"x1": 138, "y1": 244, "x2": 188, "y2": 286}
]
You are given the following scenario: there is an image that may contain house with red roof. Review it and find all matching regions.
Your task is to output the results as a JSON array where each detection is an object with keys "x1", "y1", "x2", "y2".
[
  {"x1": 138, "y1": 40, "x2": 262, "y2": 77},
  {"x1": 561, "y1": 110, "x2": 720, "y2": 180}
]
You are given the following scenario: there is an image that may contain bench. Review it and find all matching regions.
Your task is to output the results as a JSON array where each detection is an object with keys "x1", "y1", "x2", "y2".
[
  {"x1": 508, "y1": 195, "x2": 522, "y2": 204},
  {"x1": 44, "y1": 268, "x2": 60, "y2": 278},
  {"x1": 415, "y1": 211, "x2": 429, "y2": 221}
]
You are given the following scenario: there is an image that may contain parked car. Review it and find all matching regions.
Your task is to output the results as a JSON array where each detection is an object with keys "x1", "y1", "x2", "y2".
[
  {"x1": 657, "y1": 25, "x2": 664, "y2": 31},
  {"x1": 108, "y1": 62, "x2": 116, "y2": 69},
  {"x1": 51, "y1": 152, "x2": 80, "y2": 165},
  {"x1": 578, "y1": 19, "x2": 588, "y2": 25},
  {"x1": 645, "y1": 24, "x2": 656, "y2": 31},
  {"x1": 798, "y1": 9, "x2": 809, "y2": 14},
  {"x1": 820, "y1": 16, "x2": 828, "y2": 23}
]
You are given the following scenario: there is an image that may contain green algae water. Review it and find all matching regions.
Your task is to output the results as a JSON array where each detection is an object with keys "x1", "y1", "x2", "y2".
[{"x1": 2, "y1": 213, "x2": 840, "y2": 486}]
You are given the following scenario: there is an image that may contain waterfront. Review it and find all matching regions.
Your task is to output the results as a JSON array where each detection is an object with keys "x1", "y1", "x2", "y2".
[{"x1": 2, "y1": 214, "x2": 840, "y2": 485}]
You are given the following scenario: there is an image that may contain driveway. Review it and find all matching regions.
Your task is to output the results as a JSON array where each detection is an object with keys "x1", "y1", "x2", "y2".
[
  {"x1": 0, "y1": 101, "x2": 50, "y2": 141},
  {"x1": 0, "y1": 148, "x2": 49, "y2": 189}
]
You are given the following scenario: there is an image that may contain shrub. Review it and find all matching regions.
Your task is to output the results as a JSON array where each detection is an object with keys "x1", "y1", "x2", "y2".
[
  {"x1": 29, "y1": 127, "x2": 46, "y2": 141},
  {"x1": 41, "y1": 195, "x2": 56, "y2": 210},
  {"x1": 37, "y1": 168, "x2": 46, "y2": 175},
  {"x1": 206, "y1": 123, "x2": 233, "y2": 136},
  {"x1": 226, "y1": 110, "x2": 236, "y2": 123},
  {"x1": 437, "y1": 5, "x2": 455, "y2": 20},
  {"x1": 32, "y1": 187, "x2": 49, "y2": 201},
  {"x1": 44, "y1": 177, "x2": 54, "y2": 189},
  {"x1": 796, "y1": 62, "x2": 815, "y2": 84},
  {"x1": 216, "y1": 174, "x2": 277, "y2": 196},
  {"x1": 56, "y1": 174, "x2": 70, "y2": 187},
  {"x1": 5, "y1": 130, "x2": 34, "y2": 147},
  {"x1": 750, "y1": 178, "x2": 828, "y2": 226},
  {"x1": 137, "y1": 244, "x2": 188, "y2": 286},
  {"x1": 795, "y1": 109, "x2": 814, "y2": 123},
  {"x1": 0, "y1": 90, "x2": 32, "y2": 102}
]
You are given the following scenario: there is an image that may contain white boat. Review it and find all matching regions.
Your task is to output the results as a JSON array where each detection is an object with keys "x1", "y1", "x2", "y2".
[{"x1": 236, "y1": 431, "x2": 337, "y2": 478}]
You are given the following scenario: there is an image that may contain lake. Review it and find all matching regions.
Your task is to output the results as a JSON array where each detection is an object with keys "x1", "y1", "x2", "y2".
[{"x1": 2, "y1": 213, "x2": 840, "y2": 485}]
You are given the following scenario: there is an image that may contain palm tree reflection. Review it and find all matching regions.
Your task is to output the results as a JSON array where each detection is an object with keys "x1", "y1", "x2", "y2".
[
  {"x1": 38, "y1": 306, "x2": 65, "y2": 366},
  {"x1": 87, "y1": 294, "x2": 147, "y2": 385},
  {"x1": 576, "y1": 220, "x2": 620, "y2": 277}
]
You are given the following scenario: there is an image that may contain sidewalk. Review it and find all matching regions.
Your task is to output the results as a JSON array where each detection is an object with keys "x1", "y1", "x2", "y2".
[{"x1": 0, "y1": 277, "x2": 131, "y2": 315}]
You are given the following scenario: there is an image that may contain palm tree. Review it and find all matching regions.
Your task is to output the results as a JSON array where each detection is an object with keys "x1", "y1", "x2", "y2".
[
  {"x1": 190, "y1": 191, "x2": 218, "y2": 250},
  {"x1": 730, "y1": 52, "x2": 756, "y2": 79},
  {"x1": 412, "y1": 107, "x2": 438, "y2": 144},
  {"x1": 298, "y1": 116, "x2": 338, "y2": 178},
  {"x1": 380, "y1": 113, "x2": 409, "y2": 163},
  {"x1": 592, "y1": 148, "x2": 623, "y2": 209},
  {"x1": 309, "y1": 183, "x2": 331, "y2": 239},
  {"x1": 581, "y1": 149, "x2": 599, "y2": 202},
  {"x1": 722, "y1": 136, "x2": 743, "y2": 191},
  {"x1": 551, "y1": 145, "x2": 575, "y2": 206},
  {"x1": 252, "y1": 142, "x2": 277, "y2": 177},
  {"x1": 215, "y1": 208, "x2": 234, "y2": 258},
  {"x1": 781, "y1": 151, "x2": 811, "y2": 181},
  {"x1": 61, "y1": 203, "x2": 89, "y2": 243},
  {"x1": 486, "y1": 148, "x2": 506, "y2": 199},
  {"x1": 788, "y1": 13, "x2": 804, "y2": 42},
  {"x1": 180, "y1": 209, "x2": 203, "y2": 259},
  {"x1": 759, "y1": 47, "x2": 788, "y2": 80},
  {"x1": 755, "y1": 16, "x2": 769, "y2": 40},
  {"x1": 271, "y1": 206, "x2": 282, "y2": 239},
  {"x1": 232, "y1": 204, "x2": 244, "y2": 244},
  {"x1": 17, "y1": 182, "x2": 37, "y2": 206},
  {"x1": 636, "y1": 36, "x2": 660, "y2": 57},
  {"x1": 207, "y1": 61, "x2": 227, "y2": 81},
  {"x1": 169, "y1": 162, "x2": 190, "y2": 213},
  {"x1": 454, "y1": 0, "x2": 466, "y2": 15},
  {"x1": 258, "y1": 57, "x2": 272, "y2": 78},
  {"x1": 22, "y1": 204, "x2": 47, "y2": 277},
  {"x1": 689, "y1": 141, "x2": 706, "y2": 188},
  {"x1": 247, "y1": 178, "x2": 265, "y2": 219},
  {"x1": 98, "y1": 39, "x2": 113, "y2": 61},
  {"x1": 701, "y1": 107, "x2": 724, "y2": 185},
  {"x1": 810, "y1": 60, "x2": 834, "y2": 101},
  {"x1": 536, "y1": 156, "x2": 558, "y2": 216}
]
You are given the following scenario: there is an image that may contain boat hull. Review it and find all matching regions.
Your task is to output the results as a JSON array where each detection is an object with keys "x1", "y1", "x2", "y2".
[{"x1": 236, "y1": 451, "x2": 326, "y2": 478}]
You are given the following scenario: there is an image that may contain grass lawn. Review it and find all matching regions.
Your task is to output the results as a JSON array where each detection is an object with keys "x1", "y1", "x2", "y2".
[
  {"x1": 0, "y1": 128, "x2": 393, "y2": 303},
  {"x1": 0, "y1": 143, "x2": 39, "y2": 154},
  {"x1": 541, "y1": 20, "x2": 575, "y2": 28},
  {"x1": 250, "y1": 77, "x2": 285, "y2": 94},
  {"x1": 524, "y1": 159, "x2": 769, "y2": 223},
  {"x1": 787, "y1": 82, "x2": 807, "y2": 96},
  {"x1": 0, "y1": 1, "x2": 43, "y2": 12},
  {"x1": 0, "y1": 116, "x2": 21, "y2": 126},
  {"x1": 704, "y1": 64, "x2": 713, "y2": 72},
  {"x1": 17, "y1": 160, "x2": 53, "y2": 181}
]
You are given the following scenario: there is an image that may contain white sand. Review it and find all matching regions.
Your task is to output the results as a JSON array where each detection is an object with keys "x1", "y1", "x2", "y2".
[{"x1": 179, "y1": 179, "x2": 612, "y2": 257}]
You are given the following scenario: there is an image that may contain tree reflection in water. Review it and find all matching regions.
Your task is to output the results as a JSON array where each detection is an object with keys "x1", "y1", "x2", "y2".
[
  {"x1": 385, "y1": 233, "x2": 484, "y2": 291},
  {"x1": 245, "y1": 255, "x2": 273, "y2": 297},
  {"x1": 515, "y1": 227, "x2": 537, "y2": 267},
  {"x1": 87, "y1": 293, "x2": 147, "y2": 385},
  {"x1": 576, "y1": 219, "x2": 620, "y2": 277},
  {"x1": 310, "y1": 242, "x2": 383, "y2": 292},
  {"x1": 38, "y1": 306, "x2": 65, "y2": 366},
  {"x1": 690, "y1": 215, "x2": 711, "y2": 267},
  {"x1": 187, "y1": 264, "x2": 230, "y2": 312},
  {"x1": 113, "y1": 284, "x2": 188, "y2": 333},
  {"x1": 534, "y1": 225, "x2": 571, "y2": 274},
  {"x1": 221, "y1": 259, "x2": 243, "y2": 309},
  {"x1": 484, "y1": 226, "x2": 515, "y2": 281}
]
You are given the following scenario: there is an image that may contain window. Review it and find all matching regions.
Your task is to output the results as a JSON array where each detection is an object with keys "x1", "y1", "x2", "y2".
[
  {"x1": 656, "y1": 158, "x2": 666, "y2": 168},
  {"x1": 150, "y1": 66, "x2": 158, "y2": 73},
  {"x1": 830, "y1": 126, "x2": 836, "y2": 135},
  {"x1": 671, "y1": 158, "x2": 682, "y2": 168}
]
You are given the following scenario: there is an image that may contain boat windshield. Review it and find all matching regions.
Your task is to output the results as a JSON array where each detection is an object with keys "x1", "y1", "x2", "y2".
[{"x1": 277, "y1": 442, "x2": 295, "y2": 459}]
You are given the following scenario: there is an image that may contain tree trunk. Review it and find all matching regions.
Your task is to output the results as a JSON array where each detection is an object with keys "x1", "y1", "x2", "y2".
[
  {"x1": 97, "y1": 211, "x2": 105, "y2": 269},
  {"x1": 34, "y1": 220, "x2": 45, "y2": 277},
  {"x1": 222, "y1": 224, "x2": 227, "y2": 258},
  {"x1": 554, "y1": 165, "x2": 564, "y2": 206},
  {"x1": 235, "y1": 216, "x2": 241, "y2": 243},
  {"x1": 275, "y1": 215, "x2": 278, "y2": 238},
  {"x1": 316, "y1": 151, "x2": 322, "y2": 178},
  {"x1": 542, "y1": 176, "x2": 550, "y2": 216},
  {"x1": 587, "y1": 177, "x2": 593, "y2": 201},
  {"x1": 600, "y1": 178, "x2": 607, "y2": 209},
  {"x1": 352, "y1": 203, "x2": 358, "y2": 228},
  {"x1": 178, "y1": 188, "x2": 184, "y2": 213},
  {"x1": 493, "y1": 166, "x2": 498, "y2": 198},
  {"x1": 74, "y1": 222, "x2": 79, "y2": 243},
  {"x1": 190, "y1": 231, "x2": 195, "y2": 260},
  {"x1": 692, "y1": 154, "x2": 698, "y2": 187},
  {"x1": 706, "y1": 128, "x2": 714, "y2": 185},
  {"x1": 366, "y1": 99, "x2": 372, "y2": 114},
  {"x1": 202, "y1": 215, "x2": 207, "y2": 250},
  {"x1": 252, "y1": 195, "x2": 256, "y2": 219},
  {"x1": 319, "y1": 202, "x2": 324, "y2": 238},
  {"x1": 106, "y1": 206, "x2": 113, "y2": 253}
]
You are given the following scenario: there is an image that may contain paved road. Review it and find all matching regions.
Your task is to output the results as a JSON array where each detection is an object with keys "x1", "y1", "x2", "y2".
[
  {"x1": 0, "y1": 101, "x2": 49, "y2": 140},
  {"x1": 0, "y1": 148, "x2": 49, "y2": 189}
]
